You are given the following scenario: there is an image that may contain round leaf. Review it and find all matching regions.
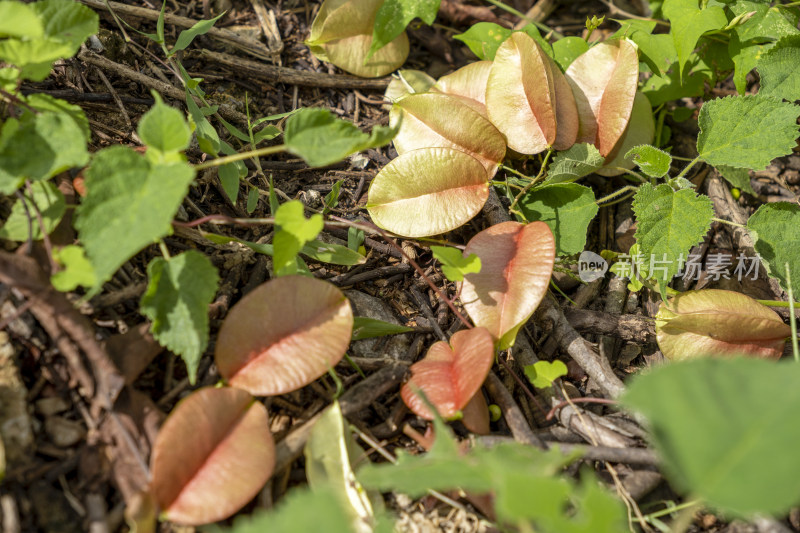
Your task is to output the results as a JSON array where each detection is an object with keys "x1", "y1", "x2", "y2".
[
  {"x1": 596, "y1": 92, "x2": 655, "y2": 177},
  {"x1": 308, "y1": 0, "x2": 381, "y2": 44},
  {"x1": 321, "y1": 32, "x2": 409, "y2": 78},
  {"x1": 656, "y1": 289, "x2": 790, "y2": 361},
  {"x1": 432, "y1": 60, "x2": 492, "y2": 110},
  {"x1": 366, "y1": 147, "x2": 489, "y2": 237},
  {"x1": 391, "y1": 93, "x2": 506, "y2": 176},
  {"x1": 485, "y1": 32, "x2": 557, "y2": 154},
  {"x1": 460, "y1": 221, "x2": 556, "y2": 349},
  {"x1": 566, "y1": 39, "x2": 639, "y2": 156},
  {"x1": 401, "y1": 327, "x2": 495, "y2": 419},
  {"x1": 215, "y1": 276, "x2": 353, "y2": 395},
  {"x1": 150, "y1": 387, "x2": 274, "y2": 525}
]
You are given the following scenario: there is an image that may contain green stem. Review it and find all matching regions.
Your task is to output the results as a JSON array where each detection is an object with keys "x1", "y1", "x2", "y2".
[
  {"x1": 595, "y1": 185, "x2": 638, "y2": 205},
  {"x1": 509, "y1": 149, "x2": 553, "y2": 211},
  {"x1": 482, "y1": 0, "x2": 564, "y2": 39},
  {"x1": 194, "y1": 144, "x2": 287, "y2": 171},
  {"x1": 756, "y1": 299, "x2": 800, "y2": 308},
  {"x1": 711, "y1": 217, "x2": 746, "y2": 229},
  {"x1": 158, "y1": 240, "x2": 172, "y2": 260},
  {"x1": 675, "y1": 156, "x2": 701, "y2": 180},
  {"x1": 787, "y1": 263, "x2": 799, "y2": 362},
  {"x1": 642, "y1": 500, "x2": 701, "y2": 522},
  {"x1": 500, "y1": 164, "x2": 533, "y2": 181},
  {"x1": 491, "y1": 179, "x2": 525, "y2": 191}
]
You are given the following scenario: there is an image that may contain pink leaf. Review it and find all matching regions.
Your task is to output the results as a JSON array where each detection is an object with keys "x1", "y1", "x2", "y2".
[
  {"x1": 215, "y1": 276, "x2": 353, "y2": 395},
  {"x1": 401, "y1": 327, "x2": 495, "y2": 419},
  {"x1": 150, "y1": 387, "x2": 274, "y2": 525},
  {"x1": 656, "y1": 289, "x2": 790, "y2": 361},
  {"x1": 432, "y1": 60, "x2": 492, "y2": 110},
  {"x1": 460, "y1": 221, "x2": 555, "y2": 349},
  {"x1": 596, "y1": 92, "x2": 655, "y2": 176},
  {"x1": 566, "y1": 39, "x2": 639, "y2": 156}
]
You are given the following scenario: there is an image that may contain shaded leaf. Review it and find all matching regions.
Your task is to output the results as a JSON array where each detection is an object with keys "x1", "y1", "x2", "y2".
[
  {"x1": 697, "y1": 95, "x2": 800, "y2": 171},
  {"x1": 747, "y1": 202, "x2": 800, "y2": 294},
  {"x1": 0, "y1": 181, "x2": 65, "y2": 241},
  {"x1": 717, "y1": 165, "x2": 755, "y2": 196},
  {"x1": 25, "y1": 93, "x2": 90, "y2": 140},
  {"x1": 460, "y1": 221, "x2": 555, "y2": 349},
  {"x1": 366, "y1": 147, "x2": 489, "y2": 238},
  {"x1": 401, "y1": 327, "x2": 495, "y2": 419},
  {"x1": 140, "y1": 251, "x2": 219, "y2": 383},
  {"x1": 369, "y1": 0, "x2": 439, "y2": 59},
  {"x1": 656, "y1": 289, "x2": 789, "y2": 361},
  {"x1": 171, "y1": 12, "x2": 225, "y2": 55},
  {"x1": 596, "y1": 92, "x2": 655, "y2": 177},
  {"x1": 150, "y1": 387, "x2": 274, "y2": 525},
  {"x1": 285, "y1": 108, "x2": 399, "y2": 167},
  {"x1": 215, "y1": 276, "x2": 353, "y2": 395},
  {"x1": 566, "y1": 39, "x2": 639, "y2": 157},
  {"x1": 519, "y1": 183, "x2": 598, "y2": 256},
  {"x1": 623, "y1": 358, "x2": 800, "y2": 516},
  {"x1": 524, "y1": 360, "x2": 567, "y2": 389},
  {"x1": 138, "y1": 94, "x2": 192, "y2": 154},
  {"x1": 544, "y1": 143, "x2": 604, "y2": 184},
  {"x1": 352, "y1": 316, "x2": 414, "y2": 340},
  {"x1": 486, "y1": 32, "x2": 556, "y2": 154},
  {"x1": 757, "y1": 35, "x2": 800, "y2": 102},
  {"x1": 391, "y1": 92, "x2": 506, "y2": 176},
  {"x1": 431, "y1": 246, "x2": 481, "y2": 282},
  {"x1": 273, "y1": 200, "x2": 324, "y2": 276}
]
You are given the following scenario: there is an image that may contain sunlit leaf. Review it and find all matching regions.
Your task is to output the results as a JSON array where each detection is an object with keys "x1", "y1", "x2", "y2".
[
  {"x1": 524, "y1": 360, "x2": 567, "y2": 389},
  {"x1": 747, "y1": 202, "x2": 800, "y2": 294},
  {"x1": 663, "y1": 0, "x2": 727, "y2": 76},
  {"x1": 623, "y1": 358, "x2": 800, "y2": 516},
  {"x1": 596, "y1": 92, "x2": 655, "y2": 177},
  {"x1": 273, "y1": 200, "x2": 324, "y2": 276},
  {"x1": 150, "y1": 387, "x2": 274, "y2": 526},
  {"x1": 50, "y1": 245, "x2": 96, "y2": 292},
  {"x1": 432, "y1": 60, "x2": 492, "y2": 109},
  {"x1": 518, "y1": 183, "x2": 598, "y2": 256},
  {"x1": 566, "y1": 39, "x2": 639, "y2": 156},
  {"x1": 548, "y1": 53, "x2": 579, "y2": 151},
  {"x1": 656, "y1": 289, "x2": 790, "y2": 361},
  {"x1": 0, "y1": 181, "x2": 65, "y2": 241},
  {"x1": 453, "y1": 22, "x2": 514, "y2": 60},
  {"x1": 401, "y1": 327, "x2": 495, "y2": 419},
  {"x1": 352, "y1": 316, "x2": 414, "y2": 340},
  {"x1": 391, "y1": 93, "x2": 506, "y2": 176},
  {"x1": 366, "y1": 147, "x2": 489, "y2": 237},
  {"x1": 138, "y1": 93, "x2": 192, "y2": 155},
  {"x1": 431, "y1": 245, "x2": 481, "y2": 282},
  {"x1": 625, "y1": 144, "x2": 671, "y2": 178},
  {"x1": 368, "y1": 0, "x2": 439, "y2": 59},
  {"x1": 552, "y1": 36, "x2": 589, "y2": 71},
  {"x1": 384, "y1": 69, "x2": 436, "y2": 104},
  {"x1": 544, "y1": 143, "x2": 604, "y2": 184},
  {"x1": 215, "y1": 276, "x2": 353, "y2": 395},
  {"x1": 486, "y1": 32, "x2": 557, "y2": 154},
  {"x1": 322, "y1": 33, "x2": 409, "y2": 78},
  {"x1": 460, "y1": 221, "x2": 555, "y2": 349}
]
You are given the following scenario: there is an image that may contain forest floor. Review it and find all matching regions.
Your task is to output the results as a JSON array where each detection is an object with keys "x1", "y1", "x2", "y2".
[{"x1": 3, "y1": 0, "x2": 800, "y2": 531}]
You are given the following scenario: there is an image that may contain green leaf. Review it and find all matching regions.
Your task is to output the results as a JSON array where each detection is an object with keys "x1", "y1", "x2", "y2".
[
  {"x1": 544, "y1": 143, "x2": 605, "y2": 184},
  {"x1": 0, "y1": 111, "x2": 89, "y2": 194},
  {"x1": 32, "y1": 0, "x2": 99, "y2": 51},
  {"x1": 757, "y1": 35, "x2": 800, "y2": 102},
  {"x1": 623, "y1": 358, "x2": 800, "y2": 516},
  {"x1": 301, "y1": 239, "x2": 366, "y2": 266},
  {"x1": 641, "y1": 54, "x2": 711, "y2": 107},
  {"x1": 50, "y1": 245, "x2": 96, "y2": 292},
  {"x1": 285, "y1": 108, "x2": 399, "y2": 167},
  {"x1": 170, "y1": 12, "x2": 225, "y2": 56},
  {"x1": 716, "y1": 165, "x2": 755, "y2": 196},
  {"x1": 430, "y1": 245, "x2": 481, "y2": 282},
  {"x1": 273, "y1": 200, "x2": 324, "y2": 276},
  {"x1": 453, "y1": 22, "x2": 513, "y2": 60},
  {"x1": 697, "y1": 95, "x2": 800, "y2": 170},
  {"x1": 0, "y1": 181, "x2": 65, "y2": 241},
  {"x1": 138, "y1": 94, "x2": 192, "y2": 154},
  {"x1": 246, "y1": 186, "x2": 259, "y2": 214},
  {"x1": 551, "y1": 36, "x2": 588, "y2": 71},
  {"x1": 0, "y1": 2, "x2": 44, "y2": 39},
  {"x1": 663, "y1": 0, "x2": 727, "y2": 77},
  {"x1": 323, "y1": 180, "x2": 343, "y2": 214},
  {"x1": 625, "y1": 145, "x2": 672, "y2": 178},
  {"x1": 76, "y1": 146, "x2": 195, "y2": 289},
  {"x1": 747, "y1": 202, "x2": 800, "y2": 294},
  {"x1": 368, "y1": 0, "x2": 439, "y2": 59},
  {"x1": 185, "y1": 90, "x2": 220, "y2": 156},
  {"x1": 523, "y1": 360, "x2": 567, "y2": 389},
  {"x1": 352, "y1": 317, "x2": 414, "y2": 340},
  {"x1": 519, "y1": 184, "x2": 598, "y2": 256},
  {"x1": 218, "y1": 486, "x2": 355, "y2": 533},
  {"x1": 632, "y1": 183, "x2": 713, "y2": 297},
  {"x1": 730, "y1": 0, "x2": 799, "y2": 42},
  {"x1": 217, "y1": 141, "x2": 246, "y2": 204},
  {"x1": 612, "y1": 19, "x2": 675, "y2": 75},
  {"x1": 25, "y1": 93, "x2": 90, "y2": 140},
  {"x1": 140, "y1": 251, "x2": 219, "y2": 384}
]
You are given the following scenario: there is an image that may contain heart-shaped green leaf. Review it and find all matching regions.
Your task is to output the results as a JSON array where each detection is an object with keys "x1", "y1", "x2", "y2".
[
  {"x1": 566, "y1": 39, "x2": 639, "y2": 157},
  {"x1": 431, "y1": 245, "x2": 481, "y2": 282},
  {"x1": 150, "y1": 387, "x2": 274, "y2": 525},
  {"x1": 460, "y1": 221, "x2": 556, "y2": 349},
  {"x1": 401, "y1": 327, "x2": 495, "y2": 419},
  {"x1": 656, "y1": 289, "x2": 790, "y2": 361},
  {"x1": 391, "y1": 93, "x2": 506, "y2": 176},
  {"x1": 367, "y1": 147, "x2": 489, "y2": 237},
  {"x1": 485, "y1": 32, "x2": 557, "y2": 155},
  {"x1": 215, "y1": 276, "x2": 353, "y2": 395},
  {"x1": 524, "y1": 360, "x2": 568, "y2": 389}
]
